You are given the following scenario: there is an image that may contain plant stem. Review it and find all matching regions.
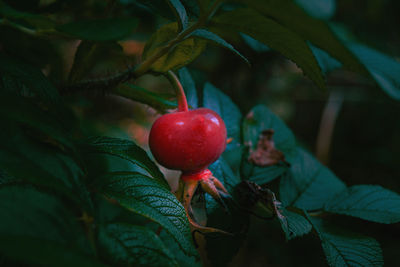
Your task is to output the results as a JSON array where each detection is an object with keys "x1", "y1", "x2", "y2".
[
  {"x1": 61, "y1": 1, "x2": 222, "y2": 96},
  {"x1": 165, "y1": 70, "x2": 188, "y2": 112}
]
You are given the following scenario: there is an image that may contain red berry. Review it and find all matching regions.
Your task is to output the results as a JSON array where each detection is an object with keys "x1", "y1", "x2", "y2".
[{"x1": 149, "y1": 108, "x2": 227, "y2": 174}]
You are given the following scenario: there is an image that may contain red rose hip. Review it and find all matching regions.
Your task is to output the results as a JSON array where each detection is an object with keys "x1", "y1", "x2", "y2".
[
  {"x1": 149, "y1": 108, "x2": 227, "y2": 174},
  {"x1": 148, "y1": 71, "x2": 230, "y2": 234}
]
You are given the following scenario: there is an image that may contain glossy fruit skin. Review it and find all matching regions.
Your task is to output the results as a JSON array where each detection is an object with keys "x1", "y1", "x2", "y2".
[{"x1": 149, "y1": 108, "x2": 227, "y2": 174}]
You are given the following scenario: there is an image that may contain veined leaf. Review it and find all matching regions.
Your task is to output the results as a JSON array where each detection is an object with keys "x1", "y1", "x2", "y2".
[
  {"x1": 279, "y1": 148, "x2": 346, "y2": 210},
  {"x1": 0, "y1": 123, "x2": 82, "y2": 204},
  {"x1": 234, "y1": 0, "x2": 368, "y2": 76},
  {"x1": 57, "y1": 18, "x2": 139, "y2": 41},
  {"x1": 178, "y1": 67, "x2": 198, "y2": 108},
  {"x1": 167, "y1": 0, "x2": 189, "y2": 31},
  {"x1": 99, "y1": 172, "x2": 197, "y2": 257},
  {"x1": 203, "y1": 82, "x2": 242, "y2": 150},
  {"x1": 191, "y1": 29, "x2": 249, "y2": 65},
  {"x1": 113, "y1": 84, "x2": 177, "y2": 113},
  {"x1": 348, "y1": 43, "x2": 400, "y2": 100},
  {"x1": 213, "y1": 8, "x2": 325, "y2": 89},
  {"x1": 0, "y1": 186, "x2": 101, "y2": 266},
  {"x1": 0, "y1": 55, "x2": 59, "y2": 103},
  {"x1": 324, "y1": 185, "x2": 400, "y2": 224},
  {"x1": 142, "y1": 22, "x2": 206, "y2": 72},
  {"x1": 278, "y1": 209, "x2": 312, "y2": 240},
  {"x1": 243, "y1": 105, "x2": 296, "y2": 159},
  {"x1": 241, "y1": 105, "x2": 295, "y2": 184},
  {"x1": 308, "y1": 216, "x2": 384, "y2": 267},
  {"x1": 80, "y1": 136, "x2": 168, "y2": 188},
  {"x1": 98, "y1": 223, "x2": 177, "y2": 267}
]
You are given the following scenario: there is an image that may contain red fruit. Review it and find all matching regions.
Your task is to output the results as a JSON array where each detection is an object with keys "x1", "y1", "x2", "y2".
[{"x1": 149, "y1": 108, "x2": 227, "y2": 176}]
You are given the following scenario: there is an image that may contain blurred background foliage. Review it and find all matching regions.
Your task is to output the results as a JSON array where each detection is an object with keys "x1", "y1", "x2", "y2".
[{"x1": 1, "y1": 0, "x2": 399, "y2": 266}]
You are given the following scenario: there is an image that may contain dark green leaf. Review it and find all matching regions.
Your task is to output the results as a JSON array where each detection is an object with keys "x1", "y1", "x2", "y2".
[
  {"x1": 191, "y1": 29, "x2": 249, "y2": 64},
  {"x1": 81, "y1": 136, "x2": 168, "y2": 188},
  {"x1": 213, "y1": 8, "x2": 325, "y2": 89},
  {"x1": 57, "y1": 18, "x2": 139, "y2": 41},
  {"x1": 100, "y1": 172, "x2": 197, "y2": 256},
  {"x1": 309, "y1": 43, "x2": 342, "y2": 74},
  {"x1": 0, "y1": 186, "x2": 101, "y2": 266},
  {"x1": 98, "y1": 223, "x2": 177, "y2": 267},
  {"x1": 240, "y1": 33, "x2": 270, "y2": 52},
  {"x1": 308, "y1": 217, "x2": 384, "y2": 267},
  {"x1": 0, "y1": 55, "x2": 59, "y2": 102},
  {"x1": 0, "y1": 94, "x2": 74, "y2": 150},
  {"x1": 278, "y1": 209, "x2": 312, "y2": 240},
  {"x1": 69, "y1": 41, "x2": 124, "y2": 82},
  {"x1": 0, "y1": 2, "x2": 55, "y2": 29},
  {"x1": 203, "y1": 82, "x2": 242, "y2": 150},
  {"x1": 241, "y1": 105, "x2": 295, "y2": 183},
  {"x1": 180, "y1": 0, "x2": 200, "y2": 18},
  {"x1": 0, "y1": 237, "x2": 108, "y2": 267},
  {"x1": 209, "y1": 157, "x2": 241, "y2": 193},
  {"x1": 159, "y1": 229, "x2": 201, "y2": 267},
  {"x1": 142, "y1": 22, "x2": 206, "y2": 72},
  {"x1": 295, "y1": 0, "x2": 336, "y2": 20},
  {"x1": 167, "y1": 0, "x2": 189, "y2": 31},
  {"x1": 348, "y1": 43, "x2": 400, "y2": 100},
  {"x1": 178, "y1": 67, "x2": 198, "y2": 108},
  {"x1": 279, "y1": 148, "x2": 346, "y2": 210},
  {"x1": 0, "y1": 126, "x2": 89, "y2": 208},
  {"x1": 235, "y1": 0, "x2": 367, "y2": 76},
  {"x1": 113, "y1": 84, "x2": 177, "y2": 113},
  {"x1": 205, "y1": 196, "x2": 249, "y2": 267},
  {"x1": 324, "y1": 185, "x2": 400, "y2": 224}
]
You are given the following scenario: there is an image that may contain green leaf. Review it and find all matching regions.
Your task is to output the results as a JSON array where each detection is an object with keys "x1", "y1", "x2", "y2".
[
  {"x1": 295, "y1": 0, "x2": 336, "y2": 20},
  {"x1": 278, "y1": 209, "x2": 312, "y2": 240},
  {"x1": 309, "y1": 43, "x2": 342, "y2": 74},
  {"x1": 0, "y1": 186, "x2": 101, "y2": 266},
  {"x1": 0, "y1": 94, "x2": 74, "y2": 150},
  {"x1": 0, "y1": 125, "x2": 90, "y2": 208},
  {"x1": 0, "y1": 55, "x2": 59, "y2": 103},
  {"x1": 98, "y1": 223, "x2": 177, "y2": 267},
  {"x1": 56, "y1": 18, "x2": 139, "y2": 41},
  {"x1": 213, "y1": 8, "x2": 325, "y2": 89},
  {"x1": 142, "y1": 22, "x2": 206, "y2": 72},
  {"x1": 178, "y1": 67, "x2": 198, "y2": 108},
  {"x1": 209, "y1": 157, "x2": 241, "y2": 193},
  {"x1": 242, "y1": 105, "x2": 296, "y2": 153},
  {"x1": 69, "y1": 41, "x2": 124, "y2": 82},
  {"x1": 203, "y1": 82, "x2": 242, "y2": 149},
  {"x1": 191, "y1": 29, "x2": 250, "y2": 65},
  {"x1": 348, "y1": 43, "x2": 400, "y2": 100},
  {"x1": 240, "y1": 33, "x2": 270, "y2": 53},
  {"x1": 235, "y1": 0, "x2": 367, "y2": 76},
  {"x1": 100, "y1": 172, "x2": 197, "y2": 257},
  {"x1": 113, "y1": 84, "x2": 177, "y2": 113},
  {"x1": 80, "y1": 136, "x2": 168, "y2": 188},
  {"x1": 167, "y1": 0, "x2": 189, "y2": 31},
  {"x1": 308, "y1": 217, "x2": 384, "y2": 267},
  {"x1": 279, "y1": 148, "x2": 346, "y2": 210},
  {"x1": 0, "y1": 237, "x2": 108, "y2": 267},
  {"x1": 0, "y1": 2, "x2": 55, "y2": 29},
  {"x1": 324, "y1": 185, "x2": 400, "y2": 224},
  {"x1": 241, "y1": 105, "x2": 295, "y2": 184}
]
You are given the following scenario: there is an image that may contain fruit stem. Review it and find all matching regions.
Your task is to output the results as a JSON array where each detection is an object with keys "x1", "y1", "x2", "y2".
[{"x1": 166, "y1": 70, "x2": 189, "y2": 112}]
